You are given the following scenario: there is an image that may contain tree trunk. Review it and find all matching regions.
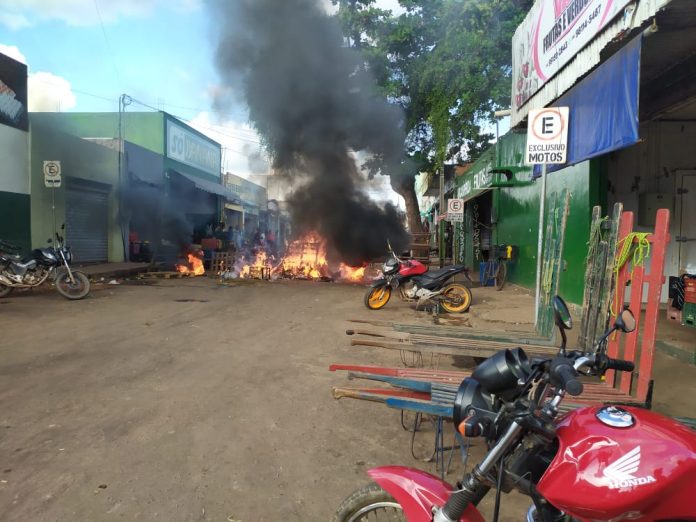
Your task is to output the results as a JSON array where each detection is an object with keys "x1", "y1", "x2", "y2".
[{"x1": 390, "y1": 176, "x2": 423, "y2": 235}]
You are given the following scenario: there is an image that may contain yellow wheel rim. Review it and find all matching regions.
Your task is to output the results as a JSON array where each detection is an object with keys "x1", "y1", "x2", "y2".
[
  {"x1": 441, "y1": 285, "x2": 471, "y2": 313},
  {"x1": 367, "y1": 287, "x2": 391, "y2": 309}
]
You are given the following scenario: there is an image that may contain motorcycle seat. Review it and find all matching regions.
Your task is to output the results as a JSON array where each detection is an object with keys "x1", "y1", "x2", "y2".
[{"x1": 420, "y1": 264, "x2": 467, "y2": 281}]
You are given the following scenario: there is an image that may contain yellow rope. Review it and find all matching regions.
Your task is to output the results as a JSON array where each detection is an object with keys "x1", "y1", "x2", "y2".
[{"x1": 611, "y1": 232, "x2": 651, "y2": 316}]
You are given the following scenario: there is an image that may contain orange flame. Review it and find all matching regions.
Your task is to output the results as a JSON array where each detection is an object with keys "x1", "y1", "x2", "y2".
[
  {"x1": 236, "y1": 232, "x2": 368, "y2": 282},
  {"x1": 273, "y1": 233, "x2": 328, "y2": 279},
  {"x1": 339, "y1": 263, "x2": 366, "y2": 282},
  {"x1": 240, "y1": 250, "x2": 270, "y2": 278},
  {"x1": 176, "y1": 253, "x2": 205, "y2": 276}
]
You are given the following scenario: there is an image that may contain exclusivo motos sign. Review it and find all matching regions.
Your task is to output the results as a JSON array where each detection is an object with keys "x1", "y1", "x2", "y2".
[{"x1": 512, "y1": 0, "x2": 632, "y2": 110}]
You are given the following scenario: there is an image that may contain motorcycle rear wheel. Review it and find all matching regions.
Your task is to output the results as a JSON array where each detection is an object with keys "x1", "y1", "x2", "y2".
[
  {"x1": 440, "y1": 283, "x2": 472, "y2": 313},
  {"x1": 364, "y1": 285, "x2": 392, "y2": 310},
  {"x1": 333, "y1": 482, "x2": 405, "y2": 522},
  {"x1": 55, "y1": 270, "x2": 90, "y2": 300},
  {"x1": 0, "y1": 284, "x2": 12, "y2": 298}
]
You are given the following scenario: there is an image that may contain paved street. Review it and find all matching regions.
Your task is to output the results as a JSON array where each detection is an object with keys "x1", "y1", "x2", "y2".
[{"x1": 0, "y1": 279, "x2": 694, "y2": 521}]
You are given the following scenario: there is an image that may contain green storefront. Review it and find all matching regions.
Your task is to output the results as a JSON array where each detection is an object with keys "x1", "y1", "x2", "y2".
[{"x1": 452, "y1": 131, "x2": 603, "y2": 305}]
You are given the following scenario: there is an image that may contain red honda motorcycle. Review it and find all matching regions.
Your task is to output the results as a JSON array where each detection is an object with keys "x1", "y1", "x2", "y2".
[
  {"x1": 364, "y1": 243, "x2": 472, "y2": 313},
  {"x1": 334, "y1": 297, "x2": 696, "y2": 522}
]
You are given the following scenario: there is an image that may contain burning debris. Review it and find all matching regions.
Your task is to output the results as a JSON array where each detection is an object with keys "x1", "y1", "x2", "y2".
[
  {"x1": 175, "y1": 253, "x2": 205, "y2": 276},
  {"x1": 220, "y1": 233, "x2": 367, "y2": 283}
]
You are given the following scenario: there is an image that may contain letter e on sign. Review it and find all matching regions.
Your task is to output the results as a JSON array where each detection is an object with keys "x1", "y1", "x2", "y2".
[{"x1": 525, "y1": 107, "x2": 569, "y2": 165}]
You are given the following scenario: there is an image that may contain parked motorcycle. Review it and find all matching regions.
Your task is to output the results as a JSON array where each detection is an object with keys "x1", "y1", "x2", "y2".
[
  {"x1": 335, "y1": 296, "x2": 696, "y2": 521},
  {"x1": 0, "y1": 226, "x2": 90, "y2": 300},
  {"x1": 365, "y1": 243, "x2": 472, "y2": 313}
]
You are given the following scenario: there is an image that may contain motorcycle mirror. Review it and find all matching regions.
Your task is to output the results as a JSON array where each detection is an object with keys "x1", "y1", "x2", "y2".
[
  {"x1": 553, "y1": 296, "x2": 572, "y2": 330},
  {"x1": 614, "y1": 309, "x2": 636, "y2": 333},
  {"x1": 61, "y1": 223, "x2": 65, "y2": 230},
  {"x1": 47, "y1": 238, "x2": 52, "y2": 243}
]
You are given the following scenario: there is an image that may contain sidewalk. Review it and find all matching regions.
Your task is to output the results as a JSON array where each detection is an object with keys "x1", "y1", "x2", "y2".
[{"x1": 75, "y1": 262, "x2": 150, "y2": 280}]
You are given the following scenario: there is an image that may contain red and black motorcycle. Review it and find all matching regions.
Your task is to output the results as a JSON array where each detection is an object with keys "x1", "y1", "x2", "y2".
[
  {"x1": 334, "y1": 296, "x2": 696, "y2": 521},
  {"x1": 364, "y1": 243, "x2": 472, "y2": 313}
]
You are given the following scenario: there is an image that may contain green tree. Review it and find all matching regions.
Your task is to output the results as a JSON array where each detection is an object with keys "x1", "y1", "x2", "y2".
[{"x1": 333, "y1": 0, "x2": 529, "y2": 230}]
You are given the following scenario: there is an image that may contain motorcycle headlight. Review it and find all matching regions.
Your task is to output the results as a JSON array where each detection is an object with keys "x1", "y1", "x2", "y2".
[{"x1": 64, "y1": 248, "x2": 73, "y2": 263}]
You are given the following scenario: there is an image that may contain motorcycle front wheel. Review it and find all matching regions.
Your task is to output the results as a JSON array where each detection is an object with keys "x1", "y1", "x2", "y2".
[
  {"x1": 55, "y1": 270, "x2": 90, "y2": 300},
  {"x1": 0, "y1": 284, "x2": 12, "y2": 298},
  {"x1": 440, "y1": 283, "x2": 472, "y2": 313},
  {"x1": 364, "y1": 285, "x2": 392, "y2": 310},
  {"x1": 333, "y1": 482, "x2": 405, "y2": 522}
]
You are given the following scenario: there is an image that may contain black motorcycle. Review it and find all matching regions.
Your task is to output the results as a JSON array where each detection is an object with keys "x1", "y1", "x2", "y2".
[{"x1": 0, "y1": 226, "x2": 90, "y2": 300}]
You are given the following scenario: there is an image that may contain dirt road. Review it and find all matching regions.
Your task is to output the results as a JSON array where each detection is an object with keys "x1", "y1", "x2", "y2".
[{"x1": 0, "y1": 279, "x2": 694, "y2": 521}]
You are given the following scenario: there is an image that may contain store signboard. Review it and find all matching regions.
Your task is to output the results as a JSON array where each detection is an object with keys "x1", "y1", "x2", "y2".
[
  {"x1": 166, "y1": 119, "x2": 221, "y2": 177},
  {"x1": 512, "y1": 0, "x2": 632, "y2": 110}
]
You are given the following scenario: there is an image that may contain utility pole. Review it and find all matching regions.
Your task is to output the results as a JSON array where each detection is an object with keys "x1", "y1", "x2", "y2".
[{"x1": 118, "y1": 94, "x2": 132, "y2": 261}]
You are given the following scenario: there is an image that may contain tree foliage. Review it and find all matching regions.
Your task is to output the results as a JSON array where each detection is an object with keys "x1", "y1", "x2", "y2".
[{"x1": 332, "y1": 0, "x2": 530, "y2": 169}]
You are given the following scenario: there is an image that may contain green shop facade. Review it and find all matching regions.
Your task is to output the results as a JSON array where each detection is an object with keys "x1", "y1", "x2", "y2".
[
  {"x1": 447, "y1": 131, "x2": 602, "y2": 305},
  {"x1": 31, "y1": 111, "x2": 238, "y2": 262}
]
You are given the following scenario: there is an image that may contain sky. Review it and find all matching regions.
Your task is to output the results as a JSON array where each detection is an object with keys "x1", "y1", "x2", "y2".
[{"x1": 0, "y1": 0, "x2": 406, "y2": 205}]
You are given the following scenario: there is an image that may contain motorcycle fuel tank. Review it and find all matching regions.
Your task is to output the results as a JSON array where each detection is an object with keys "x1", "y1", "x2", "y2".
[
  {"x1": 537, "y1": 405, "x2": 696, "y2": 521},
  {"x1": 399, "y1": 260, "x2": 427, "y2": 277}
]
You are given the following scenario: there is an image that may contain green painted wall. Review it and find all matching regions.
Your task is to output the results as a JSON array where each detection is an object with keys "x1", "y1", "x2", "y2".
[
  {"x1": 29, "y1": 121, "x2": 124, "y2": 262},
  {"x1": 455, "y1": 131, "x2": 601, "y2": 304},
  {"x1": 30, "y1": 112, "x2": 165, "y2": 156},
  {"x1": 0, "y1": 192, "x2": 31, "y2": 252}
]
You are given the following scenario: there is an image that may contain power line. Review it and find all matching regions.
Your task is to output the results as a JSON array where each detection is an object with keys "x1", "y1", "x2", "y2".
[{"x1": 93, "y1": 0, "x2": 122, "y2": 86}]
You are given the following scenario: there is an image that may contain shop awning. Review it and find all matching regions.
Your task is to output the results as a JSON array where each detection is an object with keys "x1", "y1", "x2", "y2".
[
  {"x1": 225, "y1": 203, "x2": 244, "y2": 212},
  {"x1": 458, "y1": 166, "x2": 533, "y2": 203},
  {"x1": 171, "y1": 170, "x2": 241, "y2": 204},
  {"x1": 243, "y1": 204, "x2": 259, "y2": 216},
  {"x1": 534, "y1": 35, "x2": 642, "y2": 176}
]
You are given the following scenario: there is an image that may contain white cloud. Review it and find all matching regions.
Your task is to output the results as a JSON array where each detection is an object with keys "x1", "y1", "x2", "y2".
[
  {"x1": 0, "y1": 44, "x2": 27, "y2": 64},
  {"x1": 0, "y1": 0, "x2": 201, "y2": 28},
  {"x1": 28, "y1": 72, "x2": 77, "y2": 112},
  {"x1": 187, "y1": 111, "x2": 270, "y2": 179},
  {"x1": 0, "y1": 12, "x2": 31, "y2": 30}
]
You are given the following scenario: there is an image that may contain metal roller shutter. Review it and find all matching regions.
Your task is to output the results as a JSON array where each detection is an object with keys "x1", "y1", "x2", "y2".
[{"x1": 65, "y1": 178, "x2": 109, "y2": 263}]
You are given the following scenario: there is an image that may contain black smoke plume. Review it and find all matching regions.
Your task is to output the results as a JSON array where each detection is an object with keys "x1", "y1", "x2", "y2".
[{"x1": 208, "y1": 0, "x2": 409, "y2": 266}]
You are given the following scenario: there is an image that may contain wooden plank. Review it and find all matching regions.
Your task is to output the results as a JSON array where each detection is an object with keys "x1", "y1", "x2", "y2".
[
  {"x1": 578, "y1": 206, "x2": 602, "y2": 350},
  {"x1": 346, "y1": 372, "x2": 434, "y2": 392},
  {"x1": 385, "y1": 397, "x2": 454, "y2": 418},
  {"x1": 331, "y1": 387, "x2": 430, "y2": 402},
  {"x1": 606, "y1": 211, "x2": 634, "y2": 386},
  {"x1": 350, "y1": 338, "x2": 556, "y2": 359},
  {"x1": 596, "y1": 203, "x2": 624, "y2": 344},
  {"x1": 636, "y1": 209, "x2": 670, "y2": 401},
  {"x1": 329, "y1": 364, "x2": 469, "y2": 383}
]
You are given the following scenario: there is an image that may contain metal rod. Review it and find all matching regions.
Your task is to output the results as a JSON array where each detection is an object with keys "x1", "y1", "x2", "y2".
[{"x1": 534, "y1": 163, "x2": 548, "y2": 326}]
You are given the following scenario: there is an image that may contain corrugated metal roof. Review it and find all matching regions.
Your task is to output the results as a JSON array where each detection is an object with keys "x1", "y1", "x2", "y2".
[{"x1": 512, "y1": 0, "x2": 672, "y2": 127}]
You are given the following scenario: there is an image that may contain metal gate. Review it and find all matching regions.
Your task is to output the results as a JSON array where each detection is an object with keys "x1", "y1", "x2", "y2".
[{"x1": 65, "y1": 178, "x2": 109, "y2": 263}]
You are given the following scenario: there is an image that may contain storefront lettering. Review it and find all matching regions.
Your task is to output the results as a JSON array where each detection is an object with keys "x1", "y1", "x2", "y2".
[{"x1": 167, "y1": 120, "x2": 221, "y2": 177}]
